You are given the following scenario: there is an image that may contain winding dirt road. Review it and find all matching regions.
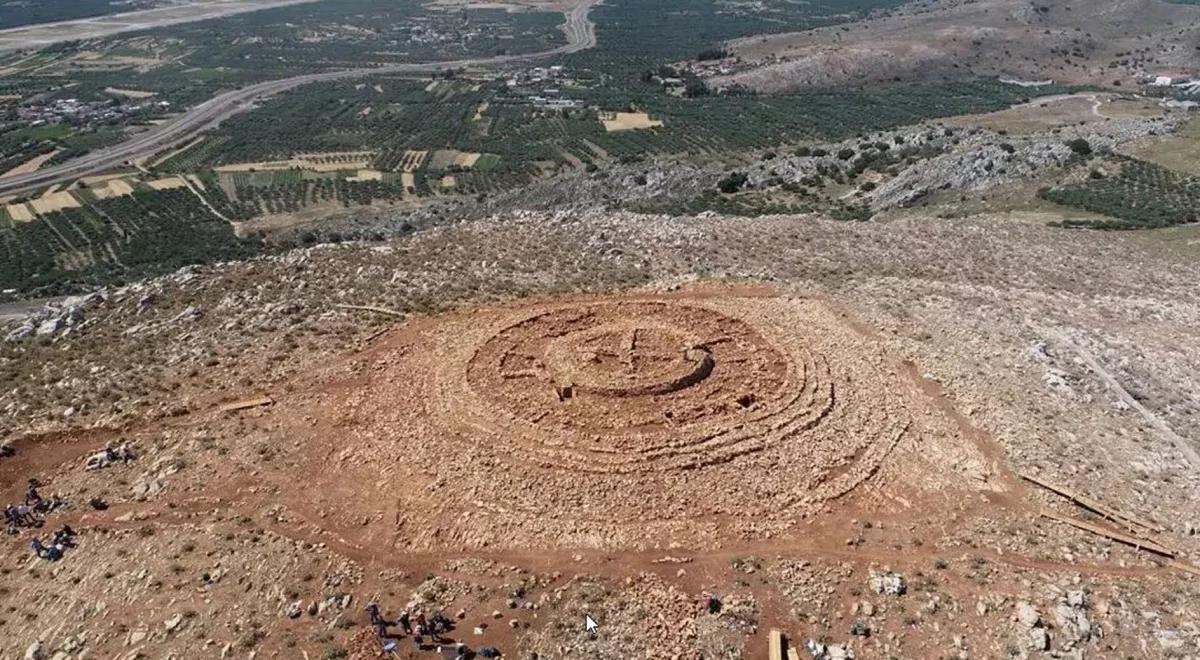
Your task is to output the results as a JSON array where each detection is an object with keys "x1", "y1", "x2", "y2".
[{"x1": 0, "y1": 0, "x2": 601, "y2": 197}]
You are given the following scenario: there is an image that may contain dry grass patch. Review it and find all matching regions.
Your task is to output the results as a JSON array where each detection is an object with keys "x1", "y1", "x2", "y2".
[
  {"x1": 942, "y1": 94, "x2": 1103, "y2": 134},
  {"x1": 5, "y1": 203, "x2": 33, "y2": 222},
  {"x1": 454, "y1": 152, "x2": 481, "y2": 168},
  {"x1": 0, "y1": 148, "x2": 60, "y2": 178},
  {"x1": 429, "y1": 149, "x2": 483, "y2": 170},
  {"x1": 148, "y1": 176, "x2": 188, "y2": 191},
  {"x1": 91, "y1": 179, "x2": 135, "y2": 199},
  {"x1": 600, "y1": 111, "x2": 663, "y2": 132},
  {"x1": 214, "y1": 151, "x2": 376, "y2": 174},
  {"x1": 213, "y1": 160, "x2": 295, "y2": 173},
  {"x1": 346, "y1": 169, "x2": 384, "y2": 182},
  {"x1": 295, "y1": 151, "x2": 374, "y2": 172},
  {"x1": 29, "y1": 191, "x2": 80, "y2": 214},
  {"x1": 1099, "y1": 98, "x2": 1165, "y2": 120}
]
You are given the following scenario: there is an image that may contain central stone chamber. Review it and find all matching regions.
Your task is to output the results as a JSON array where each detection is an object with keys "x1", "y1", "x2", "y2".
[{"x1": 543, "y1": 321, "x2": 715, "y2": 399}]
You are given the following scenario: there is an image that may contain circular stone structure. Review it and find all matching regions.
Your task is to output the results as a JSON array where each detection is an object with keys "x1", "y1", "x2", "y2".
[
  {"x1": 460, "y1": 301, "x2": 830, "y2": 473},
  {"x1": 312, "y1": 291, "x2": 921, "y2": 550}
]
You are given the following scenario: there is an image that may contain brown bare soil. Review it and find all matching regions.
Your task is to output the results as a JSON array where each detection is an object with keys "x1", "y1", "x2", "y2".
[
  {"x1": 600, "y1": 111, "x2": 663, "y2": 132},
  {"x1": 0, "y1": 149, "x2": 61, "y2": 179},
  {"x1": 266, "y1": 291, "x2": 960, "y2": 552},
  {"x1": 2, "y1": 209, "x2": 1200, "y2": 658}
]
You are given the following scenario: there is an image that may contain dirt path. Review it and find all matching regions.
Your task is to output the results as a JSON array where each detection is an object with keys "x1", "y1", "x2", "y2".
[{"x1": 180, "y1": 174, "x2": 230, "y2": 222}]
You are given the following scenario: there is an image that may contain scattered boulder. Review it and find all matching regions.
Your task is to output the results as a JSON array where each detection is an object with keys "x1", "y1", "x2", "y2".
[
  {"x1": 1016, "y1": 602, "x2": 1041, "y2": 629},
  {"x1": 8, "y1": 291, "x2": 106, "y2": 342},
  {"x1": 806, "y1": 639, "x2": 855, "y2": 659},
  {"x1": 1026, "y1": 626, "x2": 1050, "y2": 652},
  {"x1": 1054, "y1": 591, "x2": 1094, "y2": 648},
  {"x1": 869, "y1": 571, "x2": 906, "y2": 596},
  {"x1": 1155, "y1": 629, "x2": 1186, "y2": 653},
  {"x1": 1015, "y1": 602, "x2": 1050, "y2": 652},
  {"x1": 164, "y1": 613, "x2": 185, "y2": 633}
]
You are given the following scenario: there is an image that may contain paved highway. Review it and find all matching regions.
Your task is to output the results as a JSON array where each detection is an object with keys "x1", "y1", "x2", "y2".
[{"x1": 0, "y1": 0, "x2": 602, "y2": 198}]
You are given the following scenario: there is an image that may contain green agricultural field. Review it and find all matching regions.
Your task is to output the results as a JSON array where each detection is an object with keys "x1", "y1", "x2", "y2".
[
  {"x1": 1040, "y1": 156, "x2": 1200, "y2": 229},
  {"x1": 474, "y1": 154, "x2": 502, "y2": 171},
  {"x1": 20, "y1": 124, "x2": 73, "y2": 141},
  {"x1": 179, "y1": 70, "x2": 1064, "y2": 202},
  {"x1": 0, "y1": 188, "x2": 260, "y2": 295}
]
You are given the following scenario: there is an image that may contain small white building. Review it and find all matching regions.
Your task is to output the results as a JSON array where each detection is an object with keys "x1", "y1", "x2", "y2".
[
  {"x1": 1163, "y1": 99, "x2": 1200, "y2": 111},
  {"x1": 1153, "y1": 76, "x2": 1174, "y2": 86}
]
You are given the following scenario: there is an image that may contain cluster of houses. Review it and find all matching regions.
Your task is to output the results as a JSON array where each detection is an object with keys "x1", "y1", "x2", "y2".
[
  {"x1": 1146, "y1": 74, "x2": 1200, "y2": 110},
  {"x1": 505, "y1": 65, "x2": 567, "y2": 88},
  {"x1": 15, "y1": 97, "x2": 163, "y2": 127},
  {"x1": 396, "y1": 11, "x2": 513, "y2": 47},
  {"x1": 507, "y1": 65, "x2": 584, "y2": 110},
  {"x1": 1149, "y1": 74, "x2": 1200, "y2": 95},
  {"x1": 672, "y1": 56, "x2": 740, "y2": 78}
]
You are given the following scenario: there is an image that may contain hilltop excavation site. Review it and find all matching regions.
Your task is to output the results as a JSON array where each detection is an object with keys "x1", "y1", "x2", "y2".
[
  {"x1": 1, "y1": 206, "x2": 1199, "y2": 659},
  {"x1": 2, "y1": 0, "x2": 1200, "y2": 658}
]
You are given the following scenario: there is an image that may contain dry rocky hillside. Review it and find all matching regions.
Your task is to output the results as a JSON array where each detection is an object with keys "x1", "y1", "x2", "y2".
[
  {"x1": 3, "y1": 4, "x2": 1200, "y2": 657},
  {"x1": 2, "y1": 204, "x2": 1200, "y2": 658},
  {"x1": 713, "y1": 0, "x2": 1200, "y2": 92}
]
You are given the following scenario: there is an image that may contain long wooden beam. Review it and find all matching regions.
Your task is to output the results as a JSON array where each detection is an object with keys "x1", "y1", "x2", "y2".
[
  {"x1": 1021, "y1": 472, "x2": 1163, "y2": 533},
  {"x1": 1039, "y1": 507, "x2": 1175, "y2": 557},
  {"x1": 218, "y1": 395, "x2": 274, "y2": 412}
]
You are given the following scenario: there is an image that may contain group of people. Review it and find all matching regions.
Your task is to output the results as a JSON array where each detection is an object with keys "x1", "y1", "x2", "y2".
[
  {"x1": 365, "y1": 602, "x2": 501, "y2": 658},
  {"x1": 29, "y1": 525, "x2": 76, "y2": 561},
  {"x1": 5, "y1": 479, "x2": 65, "y2": 534},
  {"x1": 3, "y1": 502, "x2": 37, "y2": 530},
  {"x1": 7, "y1": 477, "x2": 78, "y2": 562},
  {"x1": 84, "y1": 443, "x2": 136, "y2": 471}
]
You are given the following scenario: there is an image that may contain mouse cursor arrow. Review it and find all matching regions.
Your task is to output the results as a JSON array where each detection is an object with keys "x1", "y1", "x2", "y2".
[{"x1": 584, "y1": 614, "x2": 599, "y2": 634}]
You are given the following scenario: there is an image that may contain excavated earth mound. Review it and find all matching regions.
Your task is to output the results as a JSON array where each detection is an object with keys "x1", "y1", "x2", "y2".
[{"x1": 288, "y1": 290, "x2": 969, "y2": 551}]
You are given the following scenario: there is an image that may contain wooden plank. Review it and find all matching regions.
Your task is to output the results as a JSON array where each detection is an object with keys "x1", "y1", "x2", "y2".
[
  {"x1": 336, "y1": 304, "x2": 405, "y2": 318},
  {"x1": 1039, "y1": 508, "x2": 1175, "y2": 557},
  {"x1": 787, "y1": 647, "x2": 802, "y2": 660},
  {"x1": 362, "y1": 325, "x2": 391, "y2": 344},
  {"x1": 1021, "y1": 472, "x2": 1163, "y2": 533},
  {"x1": 218, "y1": 396, "x2": 274, "y2": 412},
  {"x1": 769, "y1": 629, "x2": 784, "y2": 660}
]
